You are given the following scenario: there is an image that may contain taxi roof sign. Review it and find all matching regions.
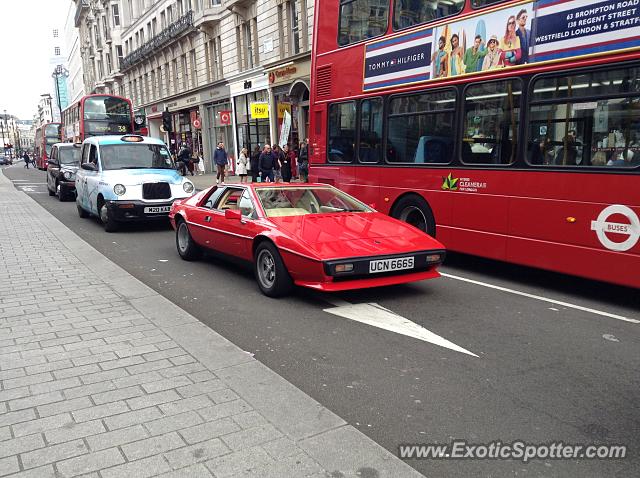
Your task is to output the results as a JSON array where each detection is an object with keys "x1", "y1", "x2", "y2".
[{"x1": 121, "y1": 135, "x2": 145, "y2": 142}]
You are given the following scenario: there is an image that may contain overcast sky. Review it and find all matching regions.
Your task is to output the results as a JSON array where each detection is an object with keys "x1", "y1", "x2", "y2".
[{"x1": 0, "y1": 0, "x2": 70, "y2": 120}]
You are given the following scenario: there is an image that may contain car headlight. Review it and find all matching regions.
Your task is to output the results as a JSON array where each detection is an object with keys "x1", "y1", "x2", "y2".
[
  {"x1": 113, "y1": 184, "x2": 126, "y2": 196},
  {"x1": 63, "y1": 171, "x2": 73, "y2": 180},
  {"x1": 183, "y1": 181, "x2": 194, "y2": 194}
]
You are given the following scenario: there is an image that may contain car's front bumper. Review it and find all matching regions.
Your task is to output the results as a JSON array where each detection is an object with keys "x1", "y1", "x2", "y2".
[{"x1": 106, "y1": 200, "x2": 175, "y2": 222}]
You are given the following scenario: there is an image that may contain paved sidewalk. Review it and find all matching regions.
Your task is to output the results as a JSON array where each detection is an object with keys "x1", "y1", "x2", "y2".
[{"x1": 0, "y1": 170, "x2": 423, "y2": 477}]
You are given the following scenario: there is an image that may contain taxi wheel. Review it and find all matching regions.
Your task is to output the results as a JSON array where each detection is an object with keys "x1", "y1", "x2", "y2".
[
  {"x1": 99, "y1": 202, "x2": 119, "y2": 233},
  {"x1": 76, "y1": 201, "x2": 89, "y2": 218},
  {"x1": 176, "y1": 220, "x2": 201, "y2": 261},
  {"x1": 57, "y1": 182, "x2": 66, "y2": 202},
  {"x1": 254, "y1": 242, "x2": 292, "y2": 298},
  {"x1": 47, "y1": 181, "x2": 55, "y2": 196}
]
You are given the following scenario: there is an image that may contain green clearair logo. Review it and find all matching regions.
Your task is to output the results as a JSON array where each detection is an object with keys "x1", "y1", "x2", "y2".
[{"x1": 441, "y1": 173, "x2": 459, "y2": 191}]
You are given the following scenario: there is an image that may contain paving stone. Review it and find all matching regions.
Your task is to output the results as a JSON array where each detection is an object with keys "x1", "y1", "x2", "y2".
[
  {"x1": 0, "y1": 434, "x2": 45, "y2": 459},
  {"x1": 142, "y1": 376, "x2": 192, "y2": 394},
  {"x1": 71, "y1": 352, "x2": 118, "y2": 366},
  {"x1": 158, "y1": 395, "x2": 214, "y2": 416},
  {"x1": 227, "y1": 452, "x2": 324, "y2": 478},
  {"x1": 8, "y1": 391, "x2": 63, "y2": 411},
  {"x1": 208, "y1": 389, "x2": 240, "y2": 404},
  {"x1": 177, "y1": 379, "x2": 227, "y2": 398},
  {"x1": 170, "y1": 355, "x2": 196, "y2": 366},
  {"x1": 86, "y1": 425, "x2": 149, "y2": 451},
  {"x1": 126, "y1": 389, "x2": 181, "y2": 410},
  {"x1": 30, "y1": 376, "x2": 81, "y2": 395},
  {"x1": 37, "y1": 396, "x2": 93, "y2": 417},
  {"x1": 0, "y1": 369, "x2": 26, "y2": 381},
  {"x1": 92, "y1": 385, "x2": 144, "y2": 405},
  {"x1": 205, "y1": 446, "x2": 275, "y2": 478},
  {"x1": 56, "y1": 447, "x2": 125, "y2": 477},
  {"x1": 143, "y1": 348, "x2": 186, "y2": 362},
  {"x1": 0, "y1": 456, "x2": 20, "y2": 476},
  {"x1": 64, "y1": 380, "x2": 115, "y2": 399},
  {"x1": 0, "y1": 464, "x2": 56, "y2": 478},
  {"x1": 219, "y1": 424, "x2": 283, "y2": 451},
  {"x1": 164, "y1": 437, "x2": 230, "y2": 469},
  {"x1": 3, "y1": 372, "x2": 53, "y2": 390},
  {"x1": 157, "y1": 463, "x2": 213, "y2": 478},
  {"x1": 21, "y1": 438, "x2": 89, "y2": 469},
  {"x1": 44, "y1": 419, "x2": 106, "y2": 444},
  {"x1": 99, "y1": 355, "x2": 146, "y2": 370},
  {"x1": 159, "y1": 362, "x2": 205, "y2": 379},
  {"x1": 261, "y1": 437, "x2": 304, "y2": 460},
  {"x1": 12, "y1": 412, "x2": 74, "y2": 437},
  {"x1": 180, "y1": 418, "x2": 240, "y2": 445},
  {"x1": 72, "y1": 401, "x2": 130, "y2": 422},
  {"x1": 79, "y1": 367, "x2": 129, "y2": 385},
  {"x1": 0, "y1": 427, "x2": 11, "y2": 442},
  {"x1": 145, "y1": 411, "x2": 203, "y2": 436},
  {"x1": 24, "y1": 359, "x2": 73, "y2": 375},
  {"x1": 112, "y1": 370, "x2": 163, "y2": 388},
  {"x1": 121, "y1": 431, "x2": 185, "y2": 461},
  {"x1": 198, "y1": 400, "x2": 253, "y2": 422},
  {"x1": 125, "y1": 359, "x2": 173, "y2": 376},
  {"x1": 232, "y1": 411, "x2": 269, "y2": 430},
  {"x1": 103, "y1": 407, "x2": 163, "y2": 431},
  {"x1": 0, "y1": 409, "x2": 36, "y2": 428},
  {"x1": 100, "y1": 454, "x2": 170, "y2": 478},
  {"x1": 187, "y1": 371, "x2": 217, "y2": 383},
  {"x1": 0, "y1": 387, "x2": 30, "y2": 403}
]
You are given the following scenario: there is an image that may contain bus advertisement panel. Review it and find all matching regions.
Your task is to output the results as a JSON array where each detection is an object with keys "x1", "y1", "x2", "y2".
[{"x1": 310, "y1": 0, "x2": 640, "y2": 288}]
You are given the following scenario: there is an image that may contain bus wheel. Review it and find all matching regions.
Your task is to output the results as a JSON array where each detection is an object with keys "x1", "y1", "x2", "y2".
[{"x1": 391, "y1": 195, "x2": 436, "y2": 237}]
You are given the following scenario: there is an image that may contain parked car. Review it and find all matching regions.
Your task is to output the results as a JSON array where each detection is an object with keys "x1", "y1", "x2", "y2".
[
  {"x1": 169, "y1": 183, "x2": 446, "y2": 297},
  {"x1": 75, "y1": 134, "x2": 196, "y2": 232},
  {"x1": 0, "y1": 155, "x2": 12, "y2": 165},
  {"x1": 47, "y1": 143, "x2": 81, "y2": 201}
]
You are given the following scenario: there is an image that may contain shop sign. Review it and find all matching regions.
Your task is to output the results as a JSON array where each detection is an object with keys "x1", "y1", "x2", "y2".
[
  {"x1": 192, "y1": 118, "x2": 202, "y2": 129},
  {"x1": 277, "y1": 103, "x2": 292, "y2": 119},
  {"x1": 230, "y1": 75, "x2": 269, "y2": 95},
  {"x1": 251, "y1": 103, "x2": 270, "y2": 119},
  {"x1": 219, "y1": 110, "x2": 232, "y2": 125},
  {"x1": 166, "y1": 94, "x2": 200, "y2": 110}
]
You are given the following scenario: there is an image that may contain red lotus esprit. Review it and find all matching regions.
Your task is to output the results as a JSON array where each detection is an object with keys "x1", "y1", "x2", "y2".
[{"x1": 169, "y1": 183, "x2": 446, "y2": 297}]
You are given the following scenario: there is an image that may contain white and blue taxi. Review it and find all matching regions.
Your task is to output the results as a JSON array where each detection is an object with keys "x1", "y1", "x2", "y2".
[{"x1": 75, "y1": 134, "x2": 195, "y2": 232}]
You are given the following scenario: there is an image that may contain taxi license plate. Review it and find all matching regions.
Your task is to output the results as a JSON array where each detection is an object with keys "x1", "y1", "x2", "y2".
[
  {"x1": 369, "y1": 256, "x2": 414, "y2": 274},
  {"x1": 144, "y1": 206, "x2": 171, "y2": 214}
]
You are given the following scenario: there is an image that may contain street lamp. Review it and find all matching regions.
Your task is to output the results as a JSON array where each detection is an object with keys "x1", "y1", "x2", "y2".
[{"x1": 52, "y1": 65, "x2": 69, "y2": 121}]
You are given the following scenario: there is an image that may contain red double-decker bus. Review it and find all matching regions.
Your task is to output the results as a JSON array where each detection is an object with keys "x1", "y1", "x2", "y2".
[
  {"x1": 309, "y1": 0, "x2": 640, "y2": 288},
  {"x1": 61, "y1": 94, "x2": 134, "y2": 143},
  {"x1": 34, "y1": 123, "x2": 62, "y2": 170}
]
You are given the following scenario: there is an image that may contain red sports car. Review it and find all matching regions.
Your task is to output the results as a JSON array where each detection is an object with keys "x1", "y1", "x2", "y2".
[{"x1": 169, "y1": 183, "x2": 446, "y2": 297}]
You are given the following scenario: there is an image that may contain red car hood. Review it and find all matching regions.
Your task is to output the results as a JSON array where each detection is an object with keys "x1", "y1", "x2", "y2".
[{"x1": 269, "y1": 212, "x2": 444, "y2": 260}]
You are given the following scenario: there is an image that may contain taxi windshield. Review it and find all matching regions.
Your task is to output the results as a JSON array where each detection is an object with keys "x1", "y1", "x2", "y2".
[
  {"x1": 100, "y1": 144, "x2": 174, "y2": 170},
  {"x1": 59, "y1": 147, "x2": 80, "y2": 165},
  {"x1": 255, "y1": 187, "x2": 372, "y2": 217}
]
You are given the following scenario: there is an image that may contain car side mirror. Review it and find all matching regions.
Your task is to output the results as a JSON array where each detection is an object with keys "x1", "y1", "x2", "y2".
[
  {"x1": 225, "y1": 209, "x2": 242, "y2": 220},
  {"x1": 81, "y1": 163, "x2": 97, "y2": 171}
]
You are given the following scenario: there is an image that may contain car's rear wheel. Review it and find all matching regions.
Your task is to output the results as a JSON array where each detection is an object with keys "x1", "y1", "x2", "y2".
[
  {"x1": 47, "y1": 179, "x2": 55, "y2": 196},
  {"x1": 176, "y1": 220, "x2": 202, "y2": 261},
  {"x1": 391, "y1": 195, "x2": 436, "y2": 237},
  {"x1": 99, "y1": 201, "x2": 119, "y2": 232},
  {"x1": 56, "y1": 182, "x2": 66, "y2": 201},
  {"x1": 254, "y1": 242, "x2": 292, "y2": 297},
  {"x1": 76, "y1": 200, "x2": 89, "y2": 218}
]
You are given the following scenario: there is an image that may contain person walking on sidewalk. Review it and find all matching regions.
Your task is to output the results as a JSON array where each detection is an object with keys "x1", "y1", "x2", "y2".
[
  {"x1": 23, "y1": 151, "x2": 31, "y2": 169},
  {"x1": 259, "y1": 144, "x2": 276, "y2": 182},
  {"x1": 214, "y1": 141, "x2": 228, "y2": 184},
  {"x1": 298, "y1": 138, "x2": 309, "y2": 183},
  {"x1": 250, "y1": 146, "x2": 261, "y2": 183},
  {"x1": 237, "y1": 147, "x2": 249, "y2": 183},
  {"x1": 178, "y1": 143, "x2": 193, "y2": 176},
  {"x1": 196, "y1": 153, "x2": 205, "y2": 175}
]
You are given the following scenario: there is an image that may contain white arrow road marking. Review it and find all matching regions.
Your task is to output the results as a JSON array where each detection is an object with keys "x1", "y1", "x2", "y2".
[{"x1": 323, "y1": 299, "x2": 478, "y2": 357}]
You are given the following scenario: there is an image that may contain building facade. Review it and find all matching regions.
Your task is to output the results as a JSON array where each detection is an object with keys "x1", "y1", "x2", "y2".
[
  {"x1": 50, "y1": 26, "x2": 70, "y2": 121},
  {"x1": 74, "y1": 0, "x2": 313, "y2": 173},
  {"x1": 65, "y1": 1, "x2": 86, "y2": 103}
]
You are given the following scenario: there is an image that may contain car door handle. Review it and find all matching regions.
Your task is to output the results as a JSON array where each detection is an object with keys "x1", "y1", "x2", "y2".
[{"x1": 204, "y1": 216, "x2": 211, "y2": 222}]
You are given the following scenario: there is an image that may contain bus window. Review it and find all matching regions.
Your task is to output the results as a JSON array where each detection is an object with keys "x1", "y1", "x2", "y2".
[
  {"x1": 338, "y1": 0, "x2": 389, "y2": 46},
  {"x1": 387, "y1": 89, "x2": 456, "y2": 164},
  {"x1": 463, "y1": 80, "x2": 521, "y2": 165},
  {"x1": 528, "y1": 67, "x2": 640, "y2": 168},
  {"x1": 394, "y1": 0, "x2": 464, "y2": 30},
  {"x1": 359, "y1": 98, "x2": 383, "y2": 163},
  {"x1": 328, "y1": 102, "x2": 356, "y2": 162}
]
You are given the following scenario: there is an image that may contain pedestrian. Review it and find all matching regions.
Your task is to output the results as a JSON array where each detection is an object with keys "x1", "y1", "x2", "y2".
[
  {"x1": 213, "y1": 141, "x2": 228, "y2": 184},
  {"x1": 236, "y1": 147, "x2": 249, "y2": 183},
  {"x1": 298, "y1": 138, "x2": 309, "y2": 183},
  {"x1": 272, "y1": 144, "x2": 284, "y2": 183},
  {"x1": 178, "y1": 143, "x2": 193, "y2": 176},
  {"x1": 259, "y1": 144, "x2": 276, "y2": 182},
  {"x1": 23, "y1": 151, "x2": 30, "y2": 169},
  {"x1": 281, "y1": 144, "x2": 294, "y2": 183},
  {"x1": 250, "y1": 146, "x2": 261, "y2": 183}
]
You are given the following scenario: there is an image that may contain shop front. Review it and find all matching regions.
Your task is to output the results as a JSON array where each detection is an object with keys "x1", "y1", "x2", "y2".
[
  {"x1": 267, "y1": 58, "x2": 311, "y2": 151},
  {"x1": 145, "y1": 103, "x2": 165, "y2": 140},
  {"x1": 165, "y1": 93, "x2": 202, "y2": 158},
  {"x1": 230, "y1": 74, "x2": 270, "y2": 163},
  {"x1": 201, "y1": 84, "x2": 232, "y2": 174}
]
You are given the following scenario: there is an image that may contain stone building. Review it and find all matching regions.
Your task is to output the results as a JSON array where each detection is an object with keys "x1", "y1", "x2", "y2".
[{"x1": 72, "y1": 0, "x2": 313, "y2": 172}]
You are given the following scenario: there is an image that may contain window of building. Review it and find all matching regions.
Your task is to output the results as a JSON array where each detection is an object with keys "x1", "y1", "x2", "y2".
[
  {"x1": 106, "y1": 52, "x2": 112, "y2": 74},
  {"x1": 527, "y1": 67, "x2": 640, "y2": 168},
  {"x1": 277, "y1": 5, "x2": 285, "y2": 59},
  {"x1": 150, "y1": 70, "x2": 156, "y2": 100},
  {"x1": 54, "y1": 47, "x2": 61, "y2": 56},
  {"x1": 103, "y1": 17, "x2": 109, "y2": 41},
  {"x1": 387, "y1": 89, "x2": 456, "y2": 164},
  {"x1": 152, "y1": 18, "x2": 157, "y2": 36},
  {"x1": 359, "y1": 98, "x2": 384, "y2": 163},
  {"x1": 190, "y1": 49, "x2": 197, "y2": 88},
  {"x1": 393, "y1": 0, "x2": 464, "y2": 30},
  {"x1": 328, "y1": 102, "x2": 356, "y2": 162},
  {"x1": 112, "y1": 4, "x2": 120, "y2": 26},
  {"x1": 338, "y1": 0, "x2": 388, "y2": 46},
  {"x1": 116, "y1": 45, "x2": 123, "y2": 68},
  {"x1": 289, "y1": 0, "x2": 301, "y2": 55},
  {"x1": 161, "y1": 11, "x2": 166, "y2": 29},
  {"x1": 242, "y1": 20, "x2": 257, "y2": 69},
  {"x1": 211, "y1": 0, "x2": 222, "y2": 6},
  {"x1": 167, "y1": 5, "x2": 173, "y2": 22},
  {"x1": 133, "y1": 78, "x2": 138, "y2": 104},
  {"x1": 177, "y1": 0, "x2": 184, "y2": 16},
  {"x1": 172, "y1": 59, "x2": 178, "y2": 94},
  {"x1": 53, "y1": 29, "x2": 59, "y2": 38},
  {"x1": 462, "y1": 79, "x2": 521, "y2": 165},
  {"x1": 182, "y1": 54, "x2": 189, "y2": 89},
  {"x1": 236, "y1": 27, "x2": 243, "y2": 70}
]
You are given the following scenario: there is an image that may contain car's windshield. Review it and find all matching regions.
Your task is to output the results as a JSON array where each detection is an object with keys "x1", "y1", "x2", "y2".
[
  {"x1": 255, "y1": 187, "x2": 372, "y2": 217},
  {"x1": 59, "y1": 147, "x2": 80, "y2": 165},
  {"x1": 100, "y1": 144, "x2": 174, "y2": 170}
]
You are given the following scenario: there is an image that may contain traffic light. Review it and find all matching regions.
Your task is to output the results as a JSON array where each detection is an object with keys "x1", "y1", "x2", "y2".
[{"x1": 162, "y1": 111, "x2": 172, "y2": 132}]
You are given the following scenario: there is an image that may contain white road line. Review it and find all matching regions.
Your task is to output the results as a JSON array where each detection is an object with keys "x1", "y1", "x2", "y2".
[
  {"x1": 323, "y1": 301, "x2": 478, "y2": 357},
  {"x1": 441, "y1": 273, "x2": 639, "y2": 324}
]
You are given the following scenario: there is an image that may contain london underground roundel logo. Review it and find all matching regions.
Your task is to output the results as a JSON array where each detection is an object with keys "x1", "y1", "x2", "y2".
[{"x1": 590, "y1": 205, "x2": 640, "y2": 252}]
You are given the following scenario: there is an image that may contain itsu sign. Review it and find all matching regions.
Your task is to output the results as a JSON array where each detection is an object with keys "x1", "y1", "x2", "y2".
[{"x1": 591, "y1": 205, "x2": 640, "y2": 252}]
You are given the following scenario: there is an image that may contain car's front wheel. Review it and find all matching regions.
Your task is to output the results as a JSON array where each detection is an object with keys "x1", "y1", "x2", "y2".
[
  {"x1": 76, "y1": 200, "x2": 89, "y2": 218},
  {"x1": 254, "y1": 242, "x2": 292, "y2": 297},
  {"x1": 99, "y1": 201, "x2": 119, "y2": 233},
  {"x1": 176, "y1": 220, "x2": 202, "y2": 261}
]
